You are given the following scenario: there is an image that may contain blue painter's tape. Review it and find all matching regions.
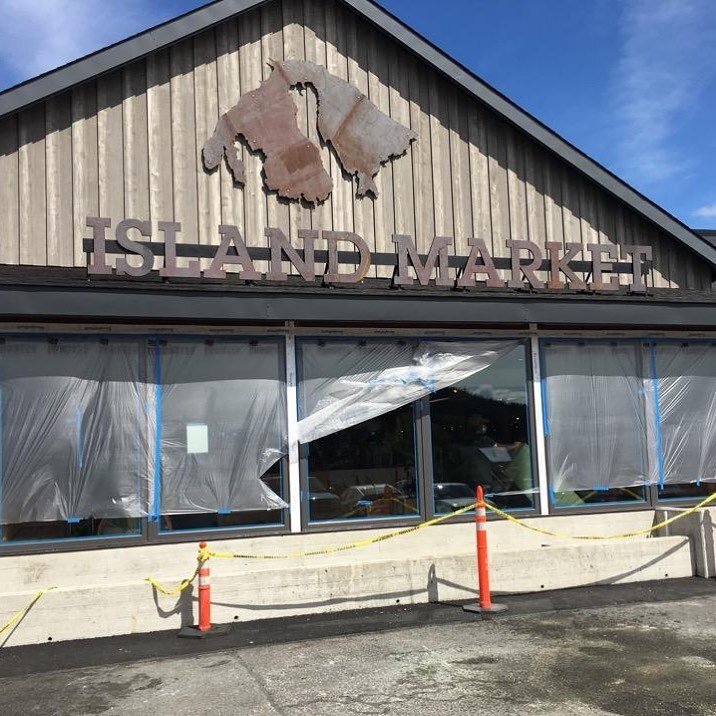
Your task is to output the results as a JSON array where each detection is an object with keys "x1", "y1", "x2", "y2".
[
  {"x1": 649, "y1": 344, "x2": 666, "y2": 489},
  {"x1": 593, "y1": 486, "x2": 610, "y2": 492},
  {"x1": 217, "y1": 508, "x2": 231, "y2": 515},
  {"x1": 540, "y1": 377, "x2": 550, "y2": 436},
  {"x1": 67, "y1": 517, "x2": 81, "y2": 524}
]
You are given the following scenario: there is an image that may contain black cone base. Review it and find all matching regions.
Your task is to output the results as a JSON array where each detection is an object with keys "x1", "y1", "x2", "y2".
[{"x1": 177, "y1": 623, "x2": 233, "y2": 639}]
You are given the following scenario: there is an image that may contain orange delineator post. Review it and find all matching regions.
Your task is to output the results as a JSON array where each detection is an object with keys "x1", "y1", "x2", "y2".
[
  {"x1": 463, "y1": 485, "x2": 507, "y2": 615},
  {"x1": 198, "y1": 541, "x2": 211, "y2": 632},
  {"x1": 177, "y1": 541, "x2": 231, "y2": 639}
]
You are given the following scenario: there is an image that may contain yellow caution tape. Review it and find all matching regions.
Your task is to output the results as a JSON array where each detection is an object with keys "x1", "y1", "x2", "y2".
[
  {"x1": 0, "y1": 586, "x2": 56, "y2": 638},
  {"x1": 145, "y1": 489, "x2": 716, "y2": 593},
  {"x1": 206, "y1": 502, "x2": 478, "y2": 560},
  {"x1": 144, "y1": 548, "x2": 210, "y2": 596},
  {"x1": 483, "y1": 490, "x2": 716, "y2": 540}
]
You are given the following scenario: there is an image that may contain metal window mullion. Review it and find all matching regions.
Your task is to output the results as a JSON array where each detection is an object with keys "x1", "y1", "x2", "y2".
[
  {"x1": 285, "y1": 332, "x2": 301, "y2": 534},
  {"x1": 529, "y1": 333, "x2": 550, "y2": 516}
]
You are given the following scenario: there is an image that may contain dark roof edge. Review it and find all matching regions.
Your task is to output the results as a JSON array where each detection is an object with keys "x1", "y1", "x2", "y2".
[{"x1": 1, "y1": 0, "x2": 714, "y2": 269}]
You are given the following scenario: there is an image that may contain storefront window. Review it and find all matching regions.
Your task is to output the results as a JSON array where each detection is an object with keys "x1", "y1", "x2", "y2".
[
  {"x1": 657, "y1": 483, "x2": 716, "y2": 501},
  {"x1": 159, "y1": 464, "x2": 285, "y2": 531},
  {"x1": 156, "y1": 337, "x2": 288, "y2": 532},
  {"x1": 541, "y1": 340, "x2": 651, "y2": 510},
  {"x1": 298, "y1": 338, "x2": 422, "y2": 523},
  {"x1": 429, "y1": 343, "x2": 536, "y2": 512},
  {"x1": 302, "y1": 404, "x2": 419, "y2": 522},
  {"x1": 0, "y1": 336, "x2": 148, "y2": 544}
]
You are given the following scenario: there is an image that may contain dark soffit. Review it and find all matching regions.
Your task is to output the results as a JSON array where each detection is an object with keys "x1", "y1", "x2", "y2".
[{"x1": 0, "y1": 0, "x2": 714, "y2": 269}]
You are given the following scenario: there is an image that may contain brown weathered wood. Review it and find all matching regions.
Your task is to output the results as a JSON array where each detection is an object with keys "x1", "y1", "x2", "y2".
[
  {"x1": 282, "y1": 0, "x2": 312, "y2": 240},
  {"x1": 71, "y1": 82, "x2": 99, "y2": 267},
  {"x1": 97, "y1": 71, "x2": 125, "y2": 261},
  {"x1": 346, "y1": 12, "x2": 375, "y2": 260},
  {"x1": 45, "y1": 94, "x2": 73, "y2": 266},
  {"x1": 122, "y1": 61, "x2": 150, "y2": 221},
  {"x1": 18, "y1": 105, "x2": 47, "y2": 266},
  {"x1": 194, "y1": 30, "x2": 222, "y2": 270},
  {"x1": 367, "y1": 30, "x2": 395, "y2": 278},
  {"x1": 170, "y1": 39, "x2": 199, "y2": 252},
  {"x1": 448, "y1": 86, "x2": 471, "y2": 259},
  {"x1": 303, "y1": 0, "x2": 333, "y2": 236},
  {"x1": 262, "y1": 2, "x2": 292, "y2": 242},
  {"x1": 468, "y1": 103, "x2": 492, "y2": 249},
  {"x1": 0, "y1": 114, "x2": 19, "y2": 265}
]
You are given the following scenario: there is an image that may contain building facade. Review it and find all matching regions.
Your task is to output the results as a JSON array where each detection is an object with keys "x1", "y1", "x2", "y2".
[{"x1": 0, "y1": 0, "x2": 715, "y2": 644}]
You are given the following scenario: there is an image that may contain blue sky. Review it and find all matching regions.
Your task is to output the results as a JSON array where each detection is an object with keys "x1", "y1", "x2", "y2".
[{"x1": 0, "y1": 0, "x2": 714, "y2": 227}]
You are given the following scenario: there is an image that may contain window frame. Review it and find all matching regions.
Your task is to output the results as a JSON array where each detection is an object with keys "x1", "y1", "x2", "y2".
[
  {"x1": 295, "y1": 335, "x2": 541, "y2": 532},
  {"x1": 0, "y1": 332, "x2": 292, "y2": 555}
]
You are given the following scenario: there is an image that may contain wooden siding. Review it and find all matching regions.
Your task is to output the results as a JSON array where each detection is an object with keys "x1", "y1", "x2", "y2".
[{"x1": 0, "y1": 0, "x2": 711, "y2": 290}]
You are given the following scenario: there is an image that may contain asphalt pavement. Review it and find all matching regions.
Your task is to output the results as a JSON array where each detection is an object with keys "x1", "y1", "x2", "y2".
[{"x1": 1, "y1": 578, "x2": 715, "y2": 715}]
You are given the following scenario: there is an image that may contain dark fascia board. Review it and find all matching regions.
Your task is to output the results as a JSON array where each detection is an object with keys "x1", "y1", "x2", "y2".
[
  {"x1": 1, "y1": 0, "x2": 715, "y2": 270},
  {"x1": 4, "y1": 284, "x2": 716, "y2": 328}
]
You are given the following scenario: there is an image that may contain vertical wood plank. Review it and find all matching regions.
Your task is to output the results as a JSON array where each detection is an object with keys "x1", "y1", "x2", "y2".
[
  {"x1": 468, "y1": 103, "x2": 491, "y2": 247},
  {"x1": 524, "y1": 143, "x2": 546, "y2": 252},
  {"x1": 122, "y1": 61, "x2": 150, "y2": 221},
  {"x1": 578, "y1": 178, "x2": 599, "y2": 248},
  {"x1": 345, "y1": 12, "x2": 374, "y2": 256},
  {"x1": 216, "y1": 18, "x2": 244, "y2": 275},
  {"x1": 18, "y1": 105, "x2": 47, "y2": 265},
  {"x1": 45, "y1": 94, "x2": 73, "y2": 266},
  {"x1": 240, "y1": 8, "x2": 269, "y2": 272},
  {"x1": 170, "y1": 39, "x2": 199, "y2": 254},
  {"x1": 0, "y1": 114, "x2": 19, "y2": 265},
  {"x1": 97, "y1": 71, "x2": 125, "y2": 266},
  {"x1": 72, "y1": 82, "x2": 99, "y2": 266},
  {"x1": 262, "y1": 3, "x2": 291, "y2": 239},
  {"x1": 542, "y1": 156, "x2": 564, "y2": 249},
  {"x1": 485, "y1": 114, "x2": 510, "y2": 276},
  {"x1": 303, "y1": 0, "x2": 333, "y2": 235},
  {"x1": 367, "y1": 31, "x2": 396, "y2": 277},
  {"x1": 506, "y1": 127, "x2": 527, "y2": 243},
  {"x1": 596, "y1": 193, "x2": 622, "y2": 284},
  {"x1": 428, "y1": 71, "x2": 453, "y2": 261},
  {"x1": 325, "y1": 1, "x2": 354, "y2": 235},
  {"x1": 282, "y1": 0, "x2": 312, "y2": 240},
  {"x1": 448, "y1": 86, "x2": 470, "y2": 259},
  {"x1": 408, "y1": 56, "x2": 434, "y2": 254},
  {"x1": 388, "y1": 41, "x2": 415, "y2": 242},
  {"x1": 194, "y1": 30, "x2": 222, "y2": 266},
  {"x1": 147, "y1": 50, "x2": 174, "y2": 270}
]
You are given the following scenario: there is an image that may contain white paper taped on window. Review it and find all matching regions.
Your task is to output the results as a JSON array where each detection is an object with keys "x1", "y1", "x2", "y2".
[
  {"x1": 647, "y1": 343, "x2": 716, "y2": 486},
  {"x1": 297, "y1": 339, "x2": 521, "y2": 444},
  {"x1": 0, "y1": 338, "x2": 153, "y2": 524},
  {"x1": 157, "y1": 340, "x2": 288, "y2": 515},
  {"x1": 542, "y1": 341, "x2": 651, "y2": 492}
]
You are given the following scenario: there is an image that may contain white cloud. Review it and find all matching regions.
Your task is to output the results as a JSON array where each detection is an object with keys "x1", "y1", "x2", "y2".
[
  {"x1": 694, "y1": 204, "x2": 716, "y2": 219},
  {"x1": 0, "y1": 0, "x2": 163, "y2": 86},
  {"x1": 611, "y1": 0, "x2": 716, "y2": 185}
]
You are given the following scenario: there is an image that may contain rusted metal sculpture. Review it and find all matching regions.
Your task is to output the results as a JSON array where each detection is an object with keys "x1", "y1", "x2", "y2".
[{"x1": 202, "y1": 59, "x2": 416, "y2": 204}]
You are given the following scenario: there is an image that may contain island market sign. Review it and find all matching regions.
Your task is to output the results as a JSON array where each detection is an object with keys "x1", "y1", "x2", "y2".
[{"x1": 85, "y1": 217, "x2": 654, "y2": 293}]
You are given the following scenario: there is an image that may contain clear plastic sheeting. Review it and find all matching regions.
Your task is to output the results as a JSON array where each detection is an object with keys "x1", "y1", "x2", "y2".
[
  {"x1": 157, "y1": 339, "x2": 288, "y2": 515},
  {"x1": 649, "y1": 343, "x2": 716, "y2": 486},
  {"x1": 1, "y1": 338, "x2": 151, "y2": 524},
  {"x1": 297, "y1": 339, "x2": 520, "y2": 444},
  {"x1": 542, "y1": 342, "x2": 650, "y2": 492}
]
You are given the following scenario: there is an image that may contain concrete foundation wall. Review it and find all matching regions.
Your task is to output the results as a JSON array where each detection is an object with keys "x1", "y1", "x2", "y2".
[
  {"x1": 656, "y1": 506, "x2": 716, "y2": 578},
  {"x1": 0, "y1": 510, "x2": 696, "y2": 648}
]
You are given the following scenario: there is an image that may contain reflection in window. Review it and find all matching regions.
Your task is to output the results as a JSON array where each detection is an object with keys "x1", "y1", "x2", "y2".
[
  {"x1": 429, "y1": 344, "x2": 535, "y2": 512},
  {"x1": 2, "y1": 518, "x2": 140, "y2": 543},
  {"x1": 303, "y1": 404, "x2": 419, "y2": 522},
  {"x1": 551, "y1": 486, "x2": 647, "y2": 508},
  {"x1": 658, "y1": 482, "x2": 716, "y2": 502}
]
